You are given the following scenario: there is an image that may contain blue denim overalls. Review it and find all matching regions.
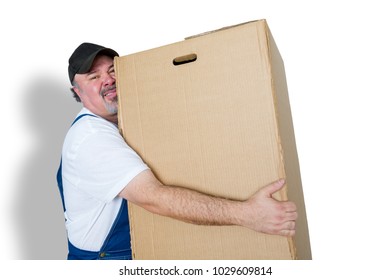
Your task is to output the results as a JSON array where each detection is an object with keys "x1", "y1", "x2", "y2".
[{"x1": 56, "y1": 114, "x2": 132, "y2": 260}]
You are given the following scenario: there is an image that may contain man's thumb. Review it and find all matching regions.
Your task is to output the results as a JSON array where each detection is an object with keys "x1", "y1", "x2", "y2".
[{"x1": 261, "y1": 179, "x2": 285, "y2": 197}]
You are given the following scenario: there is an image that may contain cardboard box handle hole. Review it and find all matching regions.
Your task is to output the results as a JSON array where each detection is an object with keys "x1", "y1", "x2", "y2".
[{"x1": 173, "y1": 53, "x2": 197, "y2": 66}]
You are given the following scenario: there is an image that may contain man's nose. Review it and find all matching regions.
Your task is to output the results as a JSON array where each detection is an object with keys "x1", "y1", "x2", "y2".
[{"x1": 103, "y1": 73, "x2": 116, "y2": 86}]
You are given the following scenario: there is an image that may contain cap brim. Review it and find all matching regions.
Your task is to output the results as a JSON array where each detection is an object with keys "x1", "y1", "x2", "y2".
[{"x1": 77, "y1": 48, "x2": 119, "y2": 74}]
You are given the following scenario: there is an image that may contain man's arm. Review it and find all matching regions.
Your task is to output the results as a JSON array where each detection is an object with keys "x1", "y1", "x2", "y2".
[{"x1": 119, "y1": 169, "x2": 297, "y2": 237}]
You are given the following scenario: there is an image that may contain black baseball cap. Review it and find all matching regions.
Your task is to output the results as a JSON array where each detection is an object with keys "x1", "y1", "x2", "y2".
[{"x1": 68, "y1": 42, "x2": 119, "y2": 82}]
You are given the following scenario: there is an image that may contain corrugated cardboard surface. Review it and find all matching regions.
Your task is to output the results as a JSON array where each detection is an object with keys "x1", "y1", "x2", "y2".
[{"x1": 115, "y1": 19, "x2": 311, "y2": 259}]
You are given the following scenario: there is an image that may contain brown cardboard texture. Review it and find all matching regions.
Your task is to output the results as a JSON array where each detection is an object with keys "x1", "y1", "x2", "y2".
[{"x1": 115, "y1": 19, "x2": 311, "y2": 260}]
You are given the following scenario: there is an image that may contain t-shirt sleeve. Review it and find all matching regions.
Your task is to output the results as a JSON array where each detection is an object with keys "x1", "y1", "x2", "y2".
[{"x1": 72, "y1": 119, "x2": 149, "y2": 203}]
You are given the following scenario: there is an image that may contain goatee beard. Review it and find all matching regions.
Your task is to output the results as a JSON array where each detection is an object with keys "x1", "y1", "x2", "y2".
[
  {"x1": 101, "y1": 85, "x2": 118, "y2": 114},
  {"x1": 104, "y1": 96, "x2": 118, "y2": 114}
]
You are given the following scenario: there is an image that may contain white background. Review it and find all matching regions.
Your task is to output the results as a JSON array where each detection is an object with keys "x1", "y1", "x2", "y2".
[{"x1": 2, "y1": 0, "x2": 389, "y2": 278}]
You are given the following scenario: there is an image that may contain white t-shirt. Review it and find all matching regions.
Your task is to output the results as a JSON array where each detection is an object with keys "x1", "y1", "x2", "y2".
[{"x1": 61, "y1": 108, "x2": 149, "y2": 251}]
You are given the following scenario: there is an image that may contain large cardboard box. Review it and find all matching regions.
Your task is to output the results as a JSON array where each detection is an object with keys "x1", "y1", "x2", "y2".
[{"x1": 115, "y1": 19, "x2": 311, "y2": 259}]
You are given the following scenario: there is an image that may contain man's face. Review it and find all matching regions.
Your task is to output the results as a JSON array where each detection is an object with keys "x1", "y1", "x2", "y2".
[{"x1": 72, "y1": 55, "x2": 118, "y2": 122}]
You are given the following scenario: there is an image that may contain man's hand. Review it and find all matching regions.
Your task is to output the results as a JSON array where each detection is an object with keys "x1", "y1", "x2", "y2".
[{"x1": 243, "y1": 179, "x2": 298, "y2": 237}]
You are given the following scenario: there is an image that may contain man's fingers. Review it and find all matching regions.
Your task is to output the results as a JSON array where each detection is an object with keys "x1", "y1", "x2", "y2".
[
  {"x1": 287, "y1": 220, "x2": 296, "y2": 230},
  {"x1": 279, "y1": 229, "x2": 296, "y2": 237},
  {"x1": 286, "y1": 211, "x2": 298, "y2": 221},
  {"x1": 282, "y1": 201, "x2": 297, "y2": 213},
  {"x1": 281, "y1": 202, "x2": 298, "y2": 222},
  {"x1": 277, "y1": 221, "x2": 296, "y2": 236}
]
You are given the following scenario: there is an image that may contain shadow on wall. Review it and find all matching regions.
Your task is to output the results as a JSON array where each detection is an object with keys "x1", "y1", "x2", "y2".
[{"x1": 13, "y1": 76, "x2": 81, "y2": 259}]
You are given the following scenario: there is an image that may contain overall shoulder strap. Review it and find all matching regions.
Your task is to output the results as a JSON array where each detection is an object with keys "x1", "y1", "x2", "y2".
[{"x1": 71, "y1": 113, "x2": 97, "y2": 126}]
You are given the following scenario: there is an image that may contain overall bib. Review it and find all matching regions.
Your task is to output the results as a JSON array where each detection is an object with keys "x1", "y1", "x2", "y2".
[{"x1": 56, "y1": 114, "x2": 132, "y2": 260}]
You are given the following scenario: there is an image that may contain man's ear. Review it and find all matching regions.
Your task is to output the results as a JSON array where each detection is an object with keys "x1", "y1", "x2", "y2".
[
  {"x1": 70, "y1": 84, "x2": 82, "y2": 103},
  {"x1": 71, "y1": 86, "x2": 79, "y2": 96}
]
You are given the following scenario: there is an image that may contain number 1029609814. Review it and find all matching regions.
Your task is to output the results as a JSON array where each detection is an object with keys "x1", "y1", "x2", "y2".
[{"x1": 212, "y1": 266, "x2": 272, "y2": 276}]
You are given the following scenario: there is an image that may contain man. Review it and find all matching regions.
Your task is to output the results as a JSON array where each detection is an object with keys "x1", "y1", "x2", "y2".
[{"x1": 57, "y1": 42, "x2": 298, "y2": 260}]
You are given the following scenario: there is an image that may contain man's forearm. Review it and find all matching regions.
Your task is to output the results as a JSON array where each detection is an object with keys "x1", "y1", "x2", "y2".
[{"x1": 145, "y1": 182, "x2": 245, "y2": 227}]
